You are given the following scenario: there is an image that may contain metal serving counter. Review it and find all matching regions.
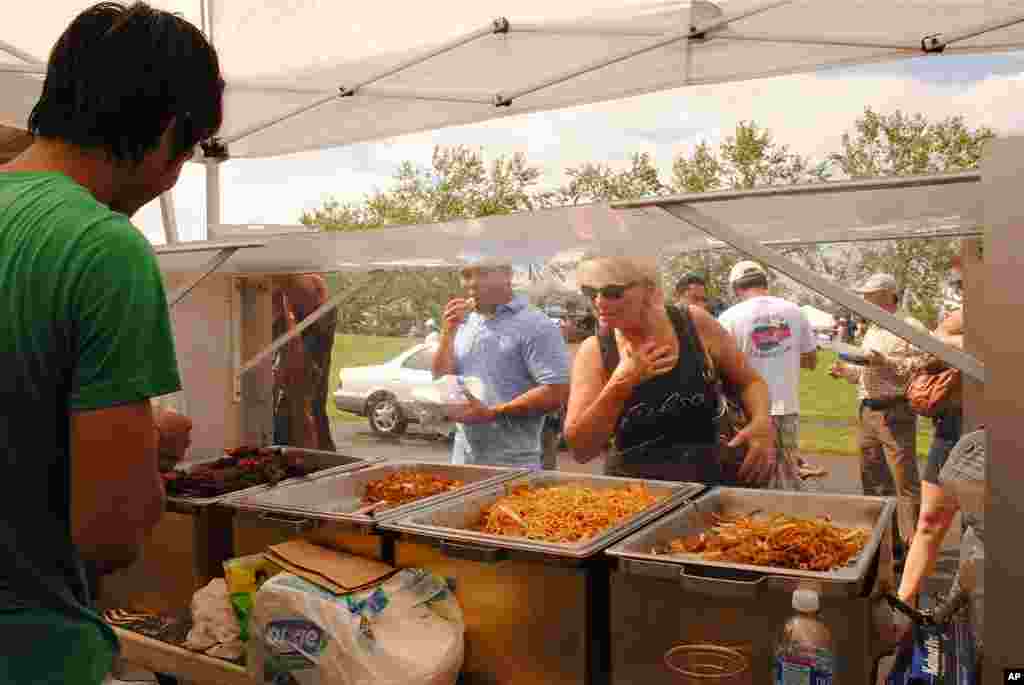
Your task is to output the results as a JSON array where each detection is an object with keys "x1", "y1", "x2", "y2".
[
  {"x1": 604, "y1": 487, "x2": 897, "y2": 685},
  {"x1": 382, "y1": 472, "x2": 705, "y2": 685}
]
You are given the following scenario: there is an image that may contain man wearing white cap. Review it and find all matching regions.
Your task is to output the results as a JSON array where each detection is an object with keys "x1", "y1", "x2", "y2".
[
  {"x1": 718, "y1": 261, "x2": 820, "y2": 483},
  {"x1": 829, "y1": 273, "x2": 926, "y2": 550}
]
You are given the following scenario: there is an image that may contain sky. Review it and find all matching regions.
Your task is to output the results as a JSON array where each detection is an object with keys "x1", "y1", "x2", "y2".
[{"x1": 134, "y1": 51, "x2": 1024, "y2": 244}]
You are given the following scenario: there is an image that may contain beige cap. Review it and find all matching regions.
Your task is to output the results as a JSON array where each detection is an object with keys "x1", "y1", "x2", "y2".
[
  {"x1": 854, "y1": 273, "x2": 899, "y2": 294},
  {"x1": 728, "y1": 260, "x2": 768, "y2": 285}
]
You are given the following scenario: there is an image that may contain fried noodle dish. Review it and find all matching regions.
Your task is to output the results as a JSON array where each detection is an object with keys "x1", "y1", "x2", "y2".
[
  {"x1": 475, "y1": 483, "x2": 663, "y2": 543},
  {"x1": 363, "y1": 471, "x2": 464, "y2": 508},
  {"x1": 658, "y1": 512, "x2": 870, "y2": 571}
]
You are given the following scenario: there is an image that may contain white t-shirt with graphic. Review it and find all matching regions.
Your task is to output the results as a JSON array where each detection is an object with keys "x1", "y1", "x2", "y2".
[{"x1": 717, "y1": 295, "x2": 817, "y2": 416}]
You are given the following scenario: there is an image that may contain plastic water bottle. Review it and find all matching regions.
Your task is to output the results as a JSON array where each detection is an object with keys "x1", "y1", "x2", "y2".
[{"x1": 774, "y1": 589, "x2": 835, "y2": 685}]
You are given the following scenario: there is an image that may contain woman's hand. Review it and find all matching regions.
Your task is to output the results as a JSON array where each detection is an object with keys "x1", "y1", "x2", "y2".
[
  {"x1": 608, "y1": 336, "x2": 677, "y2": 390},
  {"x1": 732, "y1": 415, "x2": 777, "y2": 485}
]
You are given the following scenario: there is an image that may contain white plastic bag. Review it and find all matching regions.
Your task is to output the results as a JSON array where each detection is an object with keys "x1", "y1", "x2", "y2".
[
  {"x1": 184, "y1": 578, "x2": 245, "y2": 660},
  {"x1": 249, "y1": 569, "x2": 464, "y2": 685}
]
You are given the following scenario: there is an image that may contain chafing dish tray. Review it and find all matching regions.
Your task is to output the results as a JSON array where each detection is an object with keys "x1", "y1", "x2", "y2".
[
  {"x1": 221, "y1": 461, "x2": 528, "y2": 530},
  {"x1": 381, "y1": 471, "x2": 704, "y2": 559},
  {"x1": 605, "y1": 487, "x2": 895, "y2": 591},
  {"x1": 166, "y1": 446, "x2": 382, "y2": 509}
]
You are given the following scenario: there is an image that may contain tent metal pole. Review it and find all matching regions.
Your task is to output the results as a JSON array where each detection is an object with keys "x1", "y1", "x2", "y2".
[
  {"x1": 343, "y1": 86, "x2": 495, "y2": 105},
  {"x1": 205, "y1": 159, "x2": 220, "y2": 240},
  {"x1": 651, "y1": 204, "x2": 985, "y2": 382},
  {"x1": 510, "y1": 22, "x2": 668, "y2": 37},
  {"x1": 716, "y1": 30, "x2": 916, "y2": 50},
  {"x1": 222, "y1": 22, "x2": 498, "y2": 146},
  {"x1": 237, "y1": 272, "x2": 386, "y2": 377},
  {"x1": 0, "y1": 39, "x2": 44, "y2": 66},
  {"x1": 924, "y1": 11, "x2": 1024, "y2": 51},
  {"x1": 159, "y1": 191, "x2": 180, "y2": 244},
  {"x1": 613, "y1": 171, "x2": 980, "y2": 208},
  {"x1": 167, "y1": 246, "x2": 241, "y2": 307},
  {"x1": 0, "y1": 64, "x2": 46, "y2": 74}
]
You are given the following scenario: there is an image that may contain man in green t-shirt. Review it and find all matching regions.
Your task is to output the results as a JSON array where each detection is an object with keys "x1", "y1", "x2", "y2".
[{"x1": 0, "y1": 4, "x2": 223, "y2": 683}]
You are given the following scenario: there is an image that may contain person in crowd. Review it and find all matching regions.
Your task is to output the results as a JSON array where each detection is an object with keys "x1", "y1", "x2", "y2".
[
  {"x1": 0, "y1": 3, "x2": 223, "y2": 682},
  {"x1": 836, "y1": 317, "x2": 849, "y2": 343},
  {"x1": 895, "y1": 428, "x2": 985, "y2": 653},
  {"x1": 272, "y1": 275, "x2": 337, "y2": 451},
  {"x1": 564, "y1": 255, "x2": 776, "y2": 483},
  {"x1": 717, "y1": 261, "x2": 825, "y2": 480},
  {"x1": 432, "y1": 261, "x2": 571, "y2": 469},
  {"x1": 424, "y1": 318, "x2": 441, "y2": 346},
  {"x1": 829, "y1": 273, "x2": 926, "y2": 551},
  {"x1": 922, "y1": 261, "x2": 965, "y2": 495},
  {"x1": 675, "y1": 272, "x2": 727, "y2": 317}
]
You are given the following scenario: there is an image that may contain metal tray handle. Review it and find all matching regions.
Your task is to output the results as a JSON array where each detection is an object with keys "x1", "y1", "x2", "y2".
[
  {"x1": 257, "y1": 511, "x2": 320, "y2": 534},
  {"x1": 435, "y1": 539, "x2": 508, "y2": 564},
  {"x1": 679, "y1": 568, "x2": 765, "y2": 599}
]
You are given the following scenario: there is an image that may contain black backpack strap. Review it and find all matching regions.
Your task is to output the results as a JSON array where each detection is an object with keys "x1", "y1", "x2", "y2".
[
  {"x1": 667, "y1": 305, "x2": 715, "y2": 383},
  {"x1": 598, "y1": 329, "x2": 619, "y2": 376}
]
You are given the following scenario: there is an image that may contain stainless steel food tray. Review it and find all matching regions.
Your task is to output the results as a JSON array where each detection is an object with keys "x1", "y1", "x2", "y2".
[
  {"x1": 166, "y1": 446, "x2": 383, "y2": 510},
  {"x1": 220, "y1": 461, "x2": 529, "y2": 530},
  {"x1": 381, "y1": 471, "x2": 704, "y2": 559},
  {"x1": 605, "y1": 487, "x2": 895, "y2": 592}
]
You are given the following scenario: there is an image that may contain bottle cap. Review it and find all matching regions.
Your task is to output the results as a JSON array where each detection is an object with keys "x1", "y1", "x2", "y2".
[{"x1": 793, "y1": 589, "x2": 819, "y2": 613}]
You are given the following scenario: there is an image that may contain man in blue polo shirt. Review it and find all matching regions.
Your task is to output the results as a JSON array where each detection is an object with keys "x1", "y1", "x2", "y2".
[{"x1": 432, "y1": 261, "x2": 571, "y2": 468}]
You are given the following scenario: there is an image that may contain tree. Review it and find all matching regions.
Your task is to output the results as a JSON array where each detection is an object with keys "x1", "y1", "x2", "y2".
[
  {"x1": 551, "y1": 152, "x2": 666, "y2": 205},
  {"x1": 829, "y1": 108, "x2": 995, "y2": 326},
  {"x1": 662, "y1": 122, "x2": 831, "y2": 303},
  {"x1": 302, "y1": 146, "x2": 550, "y2": 334}
]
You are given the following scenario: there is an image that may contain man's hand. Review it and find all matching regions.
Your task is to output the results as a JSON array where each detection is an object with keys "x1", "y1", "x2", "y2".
[
  {"x1": 442, "y1": 298, "x2": 474, "y2": 334},
  {"x1": 446, "y1": 386, "x2": 498, "y2": 425},
  {"x1": 865, "y1": 349, "x2": 887, "y2": 367},
  {"x1": 731, "y1": 415, "x2": 777, "y2": 485},
  {"x1": 155, "y1": 408, "x2": 193, "y2": 470},
  {"x1": 828, "y1": 361, "x2": 846, "y2": 379}
]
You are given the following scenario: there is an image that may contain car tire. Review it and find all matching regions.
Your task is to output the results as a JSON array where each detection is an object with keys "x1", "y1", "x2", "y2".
[{"x1": 366, "y1": 393, "x2": 407, "y2": 436}]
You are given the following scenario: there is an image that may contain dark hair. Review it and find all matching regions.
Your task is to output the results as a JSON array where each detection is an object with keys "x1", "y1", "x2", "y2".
[
  {"x1": 676, "y1": 273, "x2": 705, "y2": 292},
  {"x1": 733, "y1": 273, "x2": 768, "y2": 291},
  {"x1": 29, "y1": 2, "x2": 224, "y2": 164}
]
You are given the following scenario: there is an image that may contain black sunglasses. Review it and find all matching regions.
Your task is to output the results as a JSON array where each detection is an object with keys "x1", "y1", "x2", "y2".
[{"x1": 580, "y1": 282, "x2": 640, "y2": 301}]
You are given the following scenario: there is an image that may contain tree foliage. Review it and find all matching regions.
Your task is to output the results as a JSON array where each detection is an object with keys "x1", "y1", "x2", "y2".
[{"x1": 303, "y1": 109, "x2": 991, "y2": 334}]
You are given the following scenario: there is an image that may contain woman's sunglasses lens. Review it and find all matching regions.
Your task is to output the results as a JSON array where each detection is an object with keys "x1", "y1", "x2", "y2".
[{"x1": 581, "y1": 285, "x2": 627, "y2": 300}]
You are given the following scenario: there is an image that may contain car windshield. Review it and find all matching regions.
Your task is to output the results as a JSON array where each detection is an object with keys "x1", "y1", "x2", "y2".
[{"x1": 403, "y1": 348, "x2": 434, "y2": 371}]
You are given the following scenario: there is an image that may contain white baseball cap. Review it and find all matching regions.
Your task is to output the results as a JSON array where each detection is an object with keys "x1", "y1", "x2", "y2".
[
  {"x1": 854, "y1": 273, "x2": 899, "y2": 294},
  {"x1": 728, "y1": 260, "x2": 768, "y2": 286}
]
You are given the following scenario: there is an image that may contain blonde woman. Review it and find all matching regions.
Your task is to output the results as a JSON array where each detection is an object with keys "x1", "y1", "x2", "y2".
[{"x1": 564, "y1": 255, "x2": 777, "y2": 484}]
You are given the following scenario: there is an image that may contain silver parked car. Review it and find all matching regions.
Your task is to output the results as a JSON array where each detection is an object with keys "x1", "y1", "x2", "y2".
[{"x1": 333, "y1": 343, "x2": 441, "y2": 436}]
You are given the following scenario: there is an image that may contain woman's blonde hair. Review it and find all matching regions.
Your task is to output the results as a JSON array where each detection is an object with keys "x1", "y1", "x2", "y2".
[{"x1": 576, "y1": 253, "x2": 660, "y2": 289}]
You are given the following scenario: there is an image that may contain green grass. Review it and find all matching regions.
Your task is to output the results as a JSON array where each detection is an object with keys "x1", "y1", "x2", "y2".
[
  {"x1": 323, "y1": 337, "x2": 934, "y2": 456},
  {"x1": 326, "y1": 334, "x2": 415, "y2": 422},
  {"x1": 799, "y1": 350, "x2": 933, "y2": 458}
]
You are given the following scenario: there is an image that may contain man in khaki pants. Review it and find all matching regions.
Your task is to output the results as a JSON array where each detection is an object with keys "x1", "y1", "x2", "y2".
[{"x1": 830, "y1": 273, "x2": 926, "y2": 553}]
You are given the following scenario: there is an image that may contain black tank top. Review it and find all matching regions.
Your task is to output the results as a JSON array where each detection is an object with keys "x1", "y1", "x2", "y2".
[{"x1": 599, "y1": 306, "x2": 722, "y2": 483}]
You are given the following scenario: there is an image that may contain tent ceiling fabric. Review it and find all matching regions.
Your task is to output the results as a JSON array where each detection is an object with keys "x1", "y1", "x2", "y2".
[
  {"x1": 155, "y1": 173, "x2": 983, "y2": 274},
  {"x1": 2, "y1": 1, "x2": 1022, "y2": 159}
]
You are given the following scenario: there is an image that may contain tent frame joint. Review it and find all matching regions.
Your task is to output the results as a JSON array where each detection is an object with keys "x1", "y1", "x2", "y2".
[
  {"x1": 494, "y1": 94, "x2": 512, "y2": 107},
  {"x1": 921, "y1": 34, "x2": 946, "y2": 53},
  {"x1": 200, "y1": 137, "x2": 229, "y2": 162},
  {"x1": 492, "y1": 17, "x2": 510, "y2": 35}
]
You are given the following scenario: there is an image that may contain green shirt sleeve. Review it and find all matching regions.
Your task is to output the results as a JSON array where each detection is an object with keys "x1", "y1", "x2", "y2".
[{"x1": 68, "y1": 218, "x2": 182, "y2": 411}]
